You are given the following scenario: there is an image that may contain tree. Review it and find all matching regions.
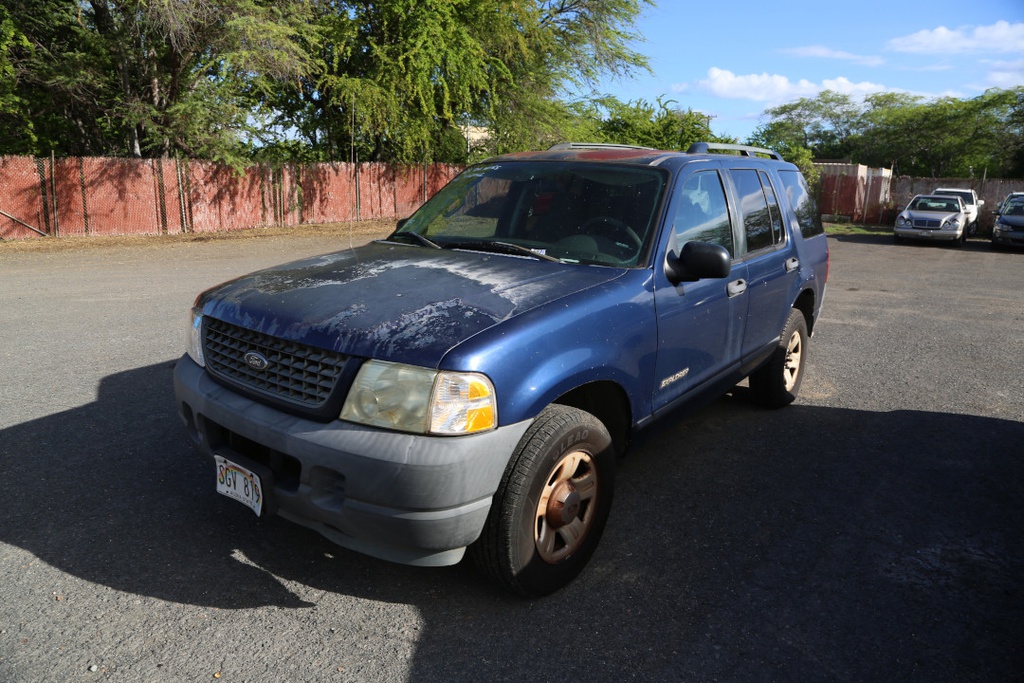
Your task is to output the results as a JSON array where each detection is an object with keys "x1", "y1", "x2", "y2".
[
  {"x1": 753, "y1": 87, "x2": 1024, "y2": 179},
  {"x1": 270, "y1": 0, "x2": 654, "y2": 163},
  {"x1": 2, "y1": 0, "x2": 656, "y2": 164},
  {"x1": 0, "y1": 5, "x2": 33, "y2": 152},
  {"x1": 747, "y1": 118, "x2": 819, "y2": 186},
  {"x1": 1, "y1": 0, "x2": 318, "y2": 163},
  {"x1": 756, "y1": 91, "x2": 861, "y2": 160},
  {"x1": 592, "y1": 96, "x2": 723, "y2": 150}
]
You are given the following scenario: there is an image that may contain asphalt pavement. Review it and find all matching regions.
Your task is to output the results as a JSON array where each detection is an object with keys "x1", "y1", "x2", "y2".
[{"x1": 1, "y1": 230, "x2": 1022, "y2": 682}]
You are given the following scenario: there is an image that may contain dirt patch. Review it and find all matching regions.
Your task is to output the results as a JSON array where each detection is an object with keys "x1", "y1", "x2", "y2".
[{"x1": 0, "y1": 219, "x2": 398, "y2": 254}]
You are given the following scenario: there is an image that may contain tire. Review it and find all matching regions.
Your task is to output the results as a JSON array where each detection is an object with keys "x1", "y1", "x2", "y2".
[
  {"x1": 470, "y1": 405, "x2": 615, "y2": 597},
  {"x1": 750, "y1": 308, "x2": 808, "y2": 408}
]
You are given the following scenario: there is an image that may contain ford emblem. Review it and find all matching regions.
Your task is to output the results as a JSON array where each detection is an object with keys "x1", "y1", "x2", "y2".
[{"x1": 243, "y1": 351, "x2": 269, "y2": 370}]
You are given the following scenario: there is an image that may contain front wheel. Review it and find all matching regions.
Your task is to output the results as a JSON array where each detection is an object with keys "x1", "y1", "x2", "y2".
[
  {"x1": 749, "y1": 308, "x2": 808, "y2": 408},
  {"x1": 470, "y1": 405, "x2": 614, "y2": 597}
]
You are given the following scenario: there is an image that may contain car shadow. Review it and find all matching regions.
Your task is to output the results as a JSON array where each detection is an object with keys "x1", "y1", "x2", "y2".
[
  {"x1": 1, "y1": 362, "x2": 1022, "y2": 680},
  {"x1": 833, "y1": 232, "x2": 1005, "y2": 252}
]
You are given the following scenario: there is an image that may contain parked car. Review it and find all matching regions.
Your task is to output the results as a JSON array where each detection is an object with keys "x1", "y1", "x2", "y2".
[
  {"x1": 933, "y1": 187, "x2": 984, "y2": 234},
  {"x1": 894, "y1": 194, "x2": 968, "y2": 246},
  {"x1": 992, "y1": 195, "x2": 1024, "y2": 249},
  {"x1": 996, "y1": 191, "x2": 1024, "y2": 215},
  {"x1": 174, "y1": 142, "x2": 829, "y2": 597}
]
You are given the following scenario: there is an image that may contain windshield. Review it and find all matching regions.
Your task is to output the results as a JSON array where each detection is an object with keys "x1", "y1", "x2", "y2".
[
  {"x1": 935, "y1": 190, "x2": 972, "y2": 205},
  {"x1": 910, "y1": 197, "x2": 960, "y2": 213},
  {"x1": 392, "y1": 161, "x2": 668, "y2": 266},
  {"x1": 1004, "y1": 199, "x2": 1024, "y2": 216}
]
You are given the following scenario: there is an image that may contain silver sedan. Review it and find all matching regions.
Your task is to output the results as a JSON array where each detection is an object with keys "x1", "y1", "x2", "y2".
[{"x1": 894, "y1": 194, "x2": 967, "y2": 246}]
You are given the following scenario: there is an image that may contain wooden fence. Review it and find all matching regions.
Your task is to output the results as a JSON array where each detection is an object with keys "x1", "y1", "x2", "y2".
[
  {"x1": 0, "y1": 156, "x2": 462, "y2": 240},
  {"x1": 816, "y1": 163, "x2": 1024, "y2": 231},
  {"x1": 5, "y1": 155, "x2": 1023, "y2": 240}
]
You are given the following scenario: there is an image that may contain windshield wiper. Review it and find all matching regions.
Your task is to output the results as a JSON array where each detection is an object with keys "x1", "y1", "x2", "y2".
[
  {"x1": 448, "y1": 239, "x2": 561, "y2": 263},
  {"x1": 387, "y1": 232, "x2": 442, "y2": 249}
]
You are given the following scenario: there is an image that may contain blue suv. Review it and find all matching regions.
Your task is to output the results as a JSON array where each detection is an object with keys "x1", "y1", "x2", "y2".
[{"x1": 174, "y1": 142, "x2": 829, "y2": 596}]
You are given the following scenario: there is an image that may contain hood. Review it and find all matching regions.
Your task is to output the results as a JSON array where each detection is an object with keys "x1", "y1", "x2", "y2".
[
  {"x1": 902, "y1": 209, "x2": 963, "y2": 223},
  {"x1": 198, "y1": 241, "x2": 625, "y2": 367},
  {"x1": 996, "y1": 213, "x2": 1024, "y2": 228}
]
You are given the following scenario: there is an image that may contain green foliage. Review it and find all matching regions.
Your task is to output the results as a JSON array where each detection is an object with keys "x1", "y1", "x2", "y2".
[
  {"x1": 7, "y1": 0, "x2": 1022, "y2": 178},
  {"x1": 747, "y1": 124, "x2": 819, "y2": 186},
  {"x1": 278, "y1": 0, "x2": 655, "y2": 163},
  {"x1": 588, "y1": 96, "x2": 724, "y2": 150},
  {"x1": 0, "y1": 5, "x2": 34, "y2": 152},
  {"x1": 1, "y1": 0, "x2": 317, "y2": 163},
  {"x1": 751, "y1": 87, "x2": 1024, "y2": 178}
]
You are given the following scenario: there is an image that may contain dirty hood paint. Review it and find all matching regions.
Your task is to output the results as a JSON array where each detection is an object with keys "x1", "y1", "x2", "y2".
[{"x1": 198, "y1": 241, "x2": 626, "y2": 367}]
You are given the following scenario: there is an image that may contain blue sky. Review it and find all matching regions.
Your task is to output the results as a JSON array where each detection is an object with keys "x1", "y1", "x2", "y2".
[{"x1": 593, "y1": 0, "x2": 1024, "y2": 141}]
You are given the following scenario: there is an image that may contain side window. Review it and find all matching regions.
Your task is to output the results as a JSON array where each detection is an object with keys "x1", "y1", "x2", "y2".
[
  {"x1": 729, "y1": 169, "x2": 774, "y2": 253},
  {"x1": 778, "y1": 170, "x2": 825, "y2": 238},
  {"x1": 673, "y1": 170, "x2": 734, "y2": 256},
  {"x1": 758, "y1": 170, "x2": 783, "y2": 244}
]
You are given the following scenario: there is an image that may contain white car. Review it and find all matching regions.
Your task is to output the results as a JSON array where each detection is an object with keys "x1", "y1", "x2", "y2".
[
  {"x1": 894, "y1": 194, "x2": 968, "y2": 246},
  {"x1": 933, "y1": 187, "x2": 984, "y2": 234}
]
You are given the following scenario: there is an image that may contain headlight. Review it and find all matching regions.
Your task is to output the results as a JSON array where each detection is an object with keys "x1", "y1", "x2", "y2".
[
  {"x1": 430, "y1": 371, "x2": 497, "y2": 434},
  {"x1": 896, "y1": 216, "x2": 910, "y2": 227},
  {"x1": 187, "y1": 307, "x2": 205, "y2": 367},
  {"x1": 341, "y1": 360, "x2": 496, "y2": 435},
  {"x1": 942, "y1": 218, "x2": 961, "y2": 230}
]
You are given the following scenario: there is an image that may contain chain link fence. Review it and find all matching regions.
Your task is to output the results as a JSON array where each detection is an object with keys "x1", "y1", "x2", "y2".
[{"x1": 0, "y1": 156, "x2": 463, "y2": 240}]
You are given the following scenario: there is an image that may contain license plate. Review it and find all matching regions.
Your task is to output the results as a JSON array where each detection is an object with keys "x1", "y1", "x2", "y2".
[{"x1": 215, "y1": 455, "x2": 263, "y2": 516}]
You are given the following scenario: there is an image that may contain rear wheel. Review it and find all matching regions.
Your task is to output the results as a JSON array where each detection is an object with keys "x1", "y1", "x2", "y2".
[
  {"x1": 470, "y1": 405, "x2": 614, "y2": 597},
  {"x1": 750, "y1": 308, "x2": 808, "y2": 408}
]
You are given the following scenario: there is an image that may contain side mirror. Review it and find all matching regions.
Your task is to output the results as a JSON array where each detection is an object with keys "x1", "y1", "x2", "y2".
[{"x1": 665, "y1": 241, "x2": 731, "y2": 284}]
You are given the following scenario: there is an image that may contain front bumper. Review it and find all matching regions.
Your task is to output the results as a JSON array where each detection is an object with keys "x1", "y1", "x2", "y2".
[
  {"x1": 173, "y1": 356, "x2": 532, "y2": 566},
  {"x1": 895, "y1": 226, "x2": 962, "y2": 242},
  {"x1": 992, "y1": 228, "x2": 1024, "y2": 247}
]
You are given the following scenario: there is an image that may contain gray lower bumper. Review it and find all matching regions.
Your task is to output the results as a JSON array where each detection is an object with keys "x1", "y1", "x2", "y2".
[
  {"x1": 992, "y1": 231, "x2": 1024, "y2": 246},
  {"x1": 173, "y1": 356, "x2": 532, "y2": 566},
  {"x1": 895, "y1": 227, "x2": 961, "y2": 241}
]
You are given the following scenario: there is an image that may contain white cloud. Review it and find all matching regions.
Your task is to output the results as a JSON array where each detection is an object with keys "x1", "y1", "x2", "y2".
[
  {"x1": 782, "y1": 45, "x2": 885, "y2": 67},
  {"x1": 820, "y1": 77, "x2": 889, "y2": 97},
  {"x1": 693, "y1": 68, "x2": 817, "y2": 101},
  {"x1": 984, "y1": 59, "x2": 1024, "y2": 88},
  {"x1": 689, "y1": 68, "x2": 888, "y2": 105},
  {"x1": 887, "y1": 20, "x2": 1024, "y2": 54}
]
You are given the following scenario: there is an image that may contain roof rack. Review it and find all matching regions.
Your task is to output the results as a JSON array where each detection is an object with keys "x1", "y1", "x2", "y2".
[
  {"x1": 686, "y1": 142, "x2": 783, "y2": 160},
  {"x1": 548, "y1": 142, "x2": 656, "y2": 151}
]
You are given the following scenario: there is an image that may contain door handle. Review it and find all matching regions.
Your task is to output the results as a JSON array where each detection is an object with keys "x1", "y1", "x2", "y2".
[
  {"x1": 785, "y1": 257, "x2": 800, "y2": 272},
  {"x1": 727, "y1": 279, "x2": 747, "y2": 297}
]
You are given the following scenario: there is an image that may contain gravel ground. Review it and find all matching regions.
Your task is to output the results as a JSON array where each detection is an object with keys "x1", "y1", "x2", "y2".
[{"x1": 1, "y1": 228, "x2": 1022, "y2": 682}]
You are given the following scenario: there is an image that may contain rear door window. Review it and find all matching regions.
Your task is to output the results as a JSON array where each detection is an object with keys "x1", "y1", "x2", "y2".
[
  {"x1": 729, "y1": 169, "x2": 776, "y2": 253},
  {"x1": 778, "y1": 170, "x2": 825, "y2": 238}
]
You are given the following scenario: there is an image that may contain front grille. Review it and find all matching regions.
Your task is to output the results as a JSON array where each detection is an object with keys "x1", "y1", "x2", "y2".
[
  {"x1": 912, "y1": 218, "x2": 941, "y2": 229},
  {"x1": 203, "y1": 318, "x2": 347, "y2": 409}
]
